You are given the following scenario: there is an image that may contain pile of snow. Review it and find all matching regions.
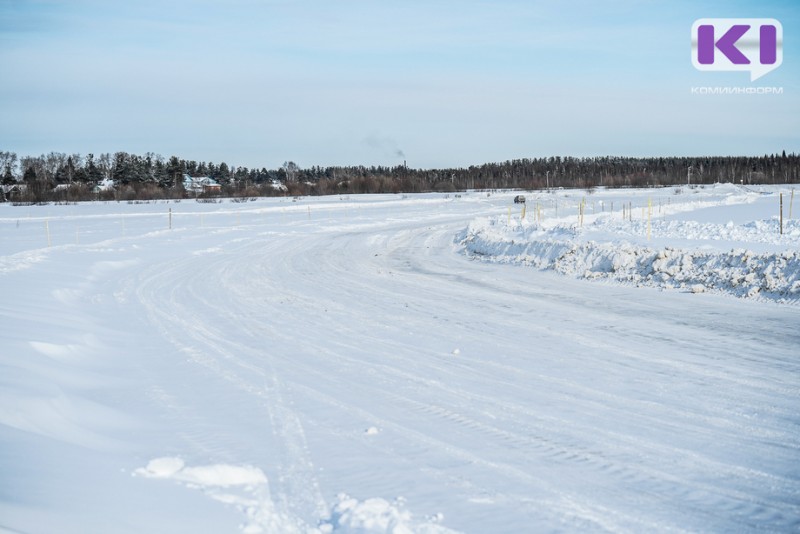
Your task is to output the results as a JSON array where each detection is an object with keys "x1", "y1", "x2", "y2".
[
  {"x1": 320, "y1": 494, "x2": 455, "y2": 534},
  {"x1": 135, "y1": 458, "x2": 456, "y2": 534},
  {"x1": 458, "y1": 215, "x2": 800, "y2": 303},
  {"x1": 136, "y1": 457, "x2": 268, "y2": 487}
]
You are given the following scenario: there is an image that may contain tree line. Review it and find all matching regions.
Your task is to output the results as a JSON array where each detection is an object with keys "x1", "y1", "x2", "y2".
[{"x1": 1, "y1": 149, "x2": 798, "y2": 203}]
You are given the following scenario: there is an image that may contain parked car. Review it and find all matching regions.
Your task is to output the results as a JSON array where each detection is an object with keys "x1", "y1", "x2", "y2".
[{"x1": 514, "y1": 195, "x2": 526, "y2": 204}]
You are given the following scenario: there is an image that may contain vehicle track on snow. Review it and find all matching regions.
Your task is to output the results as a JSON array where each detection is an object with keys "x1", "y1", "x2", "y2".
[{"x1": 128, "y1": 203, "x2": 800, "y2": 532}]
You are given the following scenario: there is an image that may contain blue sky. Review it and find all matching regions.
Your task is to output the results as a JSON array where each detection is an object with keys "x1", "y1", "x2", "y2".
[{"x1": 1, "y1": 0, "x2": 798, "y2": 169}]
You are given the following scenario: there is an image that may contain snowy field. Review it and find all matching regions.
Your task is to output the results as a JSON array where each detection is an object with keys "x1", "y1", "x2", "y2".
[{"x1": 1, "y1": 184, "x2": 799, "y2": 533}]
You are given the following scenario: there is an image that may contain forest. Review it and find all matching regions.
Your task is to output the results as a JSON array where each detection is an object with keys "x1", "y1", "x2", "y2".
[{"x1": 1, "y1": 150, "x2": 798, "y2": 203}]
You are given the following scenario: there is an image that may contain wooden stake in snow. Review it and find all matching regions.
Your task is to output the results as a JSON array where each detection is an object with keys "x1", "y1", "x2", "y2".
[
  {"x1": 779, "y1": 193, "x2": 783, "y2": 235},
  {"x1": 169, "y1": 208, "x2": 172, "y2": 230},
  {"x1": 45, "y1": 220, "x2": 51, "y2": 247},
  {"x1": 790, "y1": 189, "x2": 795, "y2": 219}
]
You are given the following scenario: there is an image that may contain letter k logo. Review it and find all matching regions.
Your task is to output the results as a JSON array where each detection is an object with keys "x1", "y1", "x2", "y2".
[
  {"x1": 697, "y1": 24, "x2": 750, "y2": 64},
  {"x1": 692, "y1": 19, "x2": 783, "y2": 81}
]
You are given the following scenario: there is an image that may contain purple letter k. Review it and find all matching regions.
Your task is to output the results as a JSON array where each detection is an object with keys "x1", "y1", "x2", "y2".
[{"x1": 697, "y1": 24, "x2": 750, "y2": 64}]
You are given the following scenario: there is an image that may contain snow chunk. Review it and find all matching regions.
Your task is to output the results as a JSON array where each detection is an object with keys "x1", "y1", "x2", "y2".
[
  {"x1": 135, "y1": 457, "x2": 266, "y2": 487},
  {"x1": 320, "y1": 494, "x2": 457, "y2": 534},
  {"x1": 178, "y1": 464, "x2": 268, "y2": 487},
  {"x1": 136, "y1": 456, "x2": 185, "y2": 478}
]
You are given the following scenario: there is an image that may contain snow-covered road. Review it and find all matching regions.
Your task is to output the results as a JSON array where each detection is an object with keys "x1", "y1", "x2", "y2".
[{"x1": 1, "y1": 189, "x2": 799, "y2": 533}]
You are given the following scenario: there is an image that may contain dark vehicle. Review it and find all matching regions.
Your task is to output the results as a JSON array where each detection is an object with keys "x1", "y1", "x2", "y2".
[{"x1": 514, "y1": 195, "x2": 526, "y2": 204}]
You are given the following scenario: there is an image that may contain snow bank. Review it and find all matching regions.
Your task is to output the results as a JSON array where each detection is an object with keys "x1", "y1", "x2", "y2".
[{"x1": 458, "y1": 216, "x2": 800, "y2": 303}]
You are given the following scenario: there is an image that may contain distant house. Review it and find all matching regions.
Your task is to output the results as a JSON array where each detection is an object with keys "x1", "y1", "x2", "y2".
[
  {"x1": 270, "y1": 180, "x2": 288, "y2": 192},
  {"x1": 1, "y1": 183, "x2": 26, "y2": 201},
  {"x1": 92, "y1": 178, "x2": 116, "y2": 194},
  {"x1": 183, "y1": 174, "x2": 221, "y2": 195}
]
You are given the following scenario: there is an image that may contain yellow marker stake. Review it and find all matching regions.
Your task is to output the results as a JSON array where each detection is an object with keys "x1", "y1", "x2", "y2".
[{"x1": 521, "y1": 203, "x2": 526, "y2": 220}]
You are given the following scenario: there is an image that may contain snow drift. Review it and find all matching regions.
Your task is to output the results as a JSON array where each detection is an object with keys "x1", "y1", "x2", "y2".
[{"x1": 459, "y1": 211, "x2": 800, "y2": 303}]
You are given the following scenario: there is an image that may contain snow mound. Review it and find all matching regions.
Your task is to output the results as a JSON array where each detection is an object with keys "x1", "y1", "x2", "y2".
[
  {"x1": 458, "y1": 216, "x2": 800, "y2": 303},
  {"x1": 319, "y1": 494, "x2": 457, "y2": 534},
  {"x1": 136, "y1": 458, "x2": 458, "y2": 533},
  {"x1": 135, "y1": 456, "x2": 267, "y2": 486}
]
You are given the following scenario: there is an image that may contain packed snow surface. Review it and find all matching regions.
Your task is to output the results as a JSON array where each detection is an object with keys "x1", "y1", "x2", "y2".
[{"x1": 1, "y1": 184, "x2": 799, "y2": 533}]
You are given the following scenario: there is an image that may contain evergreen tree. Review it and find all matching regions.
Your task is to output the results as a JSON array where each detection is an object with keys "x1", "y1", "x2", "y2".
[
  {"x1": 166, "y1": 156, "x2": 184, "y2": 189},
  {"x1": 85, "y1": 154, "x2": 103, "y2": 183},
  {"x1": 2, "y1": 166, "x2": 15, "y2": 185}
]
